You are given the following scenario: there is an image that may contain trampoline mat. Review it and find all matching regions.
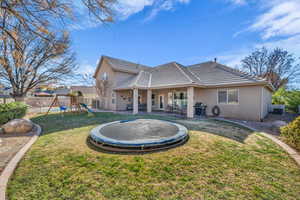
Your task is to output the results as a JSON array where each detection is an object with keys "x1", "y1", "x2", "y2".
[{"x1": 100, "y1": 119, "x2": 179, "y2": 141}]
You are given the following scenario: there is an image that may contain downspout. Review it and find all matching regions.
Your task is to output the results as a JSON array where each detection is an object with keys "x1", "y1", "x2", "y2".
[{"x1": 260, "y1": 87, "x2": 264, "y2": 122}]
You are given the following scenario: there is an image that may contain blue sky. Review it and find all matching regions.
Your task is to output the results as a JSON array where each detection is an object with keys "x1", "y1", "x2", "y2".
[{"x1": 71, "y1": 0, "x2": 300, "y2": 74}]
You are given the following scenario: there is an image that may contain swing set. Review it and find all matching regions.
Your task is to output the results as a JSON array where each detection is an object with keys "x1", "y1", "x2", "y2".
[{"x1": 46, "y1": 91, "x2": 87, "y2": 115}]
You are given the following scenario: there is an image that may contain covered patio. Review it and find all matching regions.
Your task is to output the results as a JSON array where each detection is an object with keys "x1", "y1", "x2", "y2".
[{"x1": 115, "y1": 87, "x2": 195, "y2": 118}]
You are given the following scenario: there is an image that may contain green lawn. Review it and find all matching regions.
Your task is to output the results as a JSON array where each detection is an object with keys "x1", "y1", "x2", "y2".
[{"x1": 7, "y1": 112, "x2": 300, "y2": 200}]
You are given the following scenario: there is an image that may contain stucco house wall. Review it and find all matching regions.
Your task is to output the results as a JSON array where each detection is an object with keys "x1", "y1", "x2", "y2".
[
  {"x1": 95, "y1": 59, "x2": 116, "y2": 110},
  {"x1": 261, "y1": 87, "x2": 273, "y2": 119},
  {"x1": 195, "y1": 86, "x2": 265, "y2": 121}
]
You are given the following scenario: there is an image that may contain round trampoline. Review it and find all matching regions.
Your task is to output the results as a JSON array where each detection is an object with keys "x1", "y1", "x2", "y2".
[{"x1": 88, "y1": 119, "x2": 189, "y2": 153}]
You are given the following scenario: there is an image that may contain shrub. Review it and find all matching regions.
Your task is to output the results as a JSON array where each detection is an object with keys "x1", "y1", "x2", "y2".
[
  {"x1": 0, "y1": 102, "x2": 28, "y2": 125},
  {"x1": 272, "y1": 87, "x2": 300, "y2": 113},
  {"x1": 280, "y1": 116, "x2": 300, "y2": 151}
]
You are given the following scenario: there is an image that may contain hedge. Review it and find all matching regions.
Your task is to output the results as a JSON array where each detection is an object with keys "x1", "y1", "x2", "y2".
[
  {"x1": 273, "y1": 87, "x2": 300, "y2": 113},
  {"x1": 0, "y1": 102, "x2": 28, "y2": 125},
  {"x1": 280, "y1": 116, "x2": 300, "y2": 151}
]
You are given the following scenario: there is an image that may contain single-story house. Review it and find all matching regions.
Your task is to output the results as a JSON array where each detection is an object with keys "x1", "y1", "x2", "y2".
[{"x1": 93, "y1": 55, "x2": 274, "y2": 121}]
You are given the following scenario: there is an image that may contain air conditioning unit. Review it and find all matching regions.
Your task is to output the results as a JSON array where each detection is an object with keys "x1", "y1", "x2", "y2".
[{"x1": 269, "y1": 104, "x2": 285, "y2": 115}]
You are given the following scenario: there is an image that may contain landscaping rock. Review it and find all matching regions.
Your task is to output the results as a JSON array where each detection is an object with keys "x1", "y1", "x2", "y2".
[{"x1": 2, "y1": 119, "x2": 33, "y2": 134}]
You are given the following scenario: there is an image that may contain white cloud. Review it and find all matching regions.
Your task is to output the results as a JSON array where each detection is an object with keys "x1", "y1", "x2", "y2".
[
  {"x1": 70, "y1": 0, "x2": 190, "y2": 30},
  {"x1": 250, "y1": 0, "x2": 300, "y2": 39},
  {"x1": 116, "y1": 0, "x2": 190, "y2": 21},
  {"x1": 224, "y1": 0, "x2": 300, "y2": 69},
  {"x1": 229, "y1": 0, "x2": 246, "y2": 5},
  {"x1": 114, "y1": 0, "x2": 155, "y2": 19}
]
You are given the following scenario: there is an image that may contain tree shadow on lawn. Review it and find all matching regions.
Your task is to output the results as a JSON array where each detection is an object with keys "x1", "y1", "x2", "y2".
[
  {"x1": 175, "y1": 119, "x2": 254, "y2": 143},
  {"x1": 30, "y1": 112, "x2": 254, "y2": 143}
]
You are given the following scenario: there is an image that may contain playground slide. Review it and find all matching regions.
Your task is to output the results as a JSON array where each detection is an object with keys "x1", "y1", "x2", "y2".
[{"x1": 80, "y1": 103, "x2": 94, "y2": 113}]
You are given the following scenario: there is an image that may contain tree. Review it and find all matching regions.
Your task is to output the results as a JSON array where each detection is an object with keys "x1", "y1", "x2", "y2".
[
  {"x1": 240, "y1": 47, "x2": 300, "y2": 90},
  {"x1": 0, "y1": 0, "x2": 115, "y2": 45},
  {"x1": 272, "y1": 87, "x2": 300, "y2": 113},
  {"x1": 0, "y1": 24, "x2": 76, "y2": 100}
]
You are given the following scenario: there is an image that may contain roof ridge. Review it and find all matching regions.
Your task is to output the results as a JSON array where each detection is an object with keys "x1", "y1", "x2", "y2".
[
  {"x1": 188, "y1": 61, "x2": 215, "y2": 68},
  {"x1": 173, "y1": 63, "x2": 194, "y2": 83},
  {"x1": 186, "y1": 67, "x2": 201, "y2": 82},
  {"x1": 132, "y1": 70, "x2": 144, "y2": 87},
  {"x1": 217, "y1": 64, "x2": 264, "y2": 82},
  {"x1": 103, "y1": 55, "x2": 151, "y2": 68}
]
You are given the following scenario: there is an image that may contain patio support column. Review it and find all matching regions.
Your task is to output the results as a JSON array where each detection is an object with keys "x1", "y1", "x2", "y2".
[
  {"x1": 187, "y1": 87, "x2": 194, "y2": 118},
  {"x1": 147, "y1": 89, "x2": 152, "y2": 113},
  {"x1": 133, "y1": 88, "x2": 139, "y2": 114}
]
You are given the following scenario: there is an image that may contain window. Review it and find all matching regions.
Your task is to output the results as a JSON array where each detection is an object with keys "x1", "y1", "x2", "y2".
[
  {"x1": 102, "y1": 72, "x2": 108, "y2": 81},
  {"x1": 168, "y1": 92, "x2": 173, "y2": 106},
  {"x1": 152, "y1": 94, "x2": 155, "y2": 106},
  {"x1": 112, "y1": 98, "x2": 115, "y2": 104},
  {"x1": 218, "y1": 89, "x2": 239, "y2": 104},
  {"x1": 218, "y1": 90, "x2": 227, "y2": 104},
  {"x1": 228, "y1": 89, "x2": 238, "y2": 104}
]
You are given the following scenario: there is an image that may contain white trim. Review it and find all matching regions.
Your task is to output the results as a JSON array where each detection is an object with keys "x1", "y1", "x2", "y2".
[
  {"x1": 260, "y1": 87, "x2": 264, "y2": 120},
  {"x1": 174, "y1": 63, "x2": 194, "y2": 83},
  {"x1": 158, "y1": 94, "x2": 164, "y2": 110},
  {"x1": 133, "y1": 71, "x2": 144, "y2": 87},
  {"x1": 148, "y1": 73, "x2": 152, "y2": 88}
]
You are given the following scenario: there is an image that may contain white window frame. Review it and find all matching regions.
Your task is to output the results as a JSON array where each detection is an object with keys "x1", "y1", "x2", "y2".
[
  {"x1": 217, "y1": 88, "x2": 239, "y2": 105},
  {"x1": 102, "y1": 72, "x2": 108, "y2": 81},
  {"x1": 152, "y1": 94, "x2": 156, "y2": 106}
]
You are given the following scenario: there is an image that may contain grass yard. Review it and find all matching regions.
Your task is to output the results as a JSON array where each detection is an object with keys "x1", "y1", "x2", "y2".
[{"x1": 7, "y1": 112, "x2": 300, "y2": 200}]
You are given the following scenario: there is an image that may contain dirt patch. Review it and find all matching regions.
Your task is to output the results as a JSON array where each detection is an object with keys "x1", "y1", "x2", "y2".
[{"x1": 0, "y1": 128, "x2": 36, "y2": 174}]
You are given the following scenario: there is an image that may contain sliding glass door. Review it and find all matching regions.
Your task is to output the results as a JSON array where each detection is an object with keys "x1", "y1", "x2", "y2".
[{"x1": 168, "y1": 91, "x2": 187, "y2": 111}]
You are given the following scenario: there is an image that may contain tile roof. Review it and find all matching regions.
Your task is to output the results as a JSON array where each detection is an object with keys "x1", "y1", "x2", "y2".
[
  {"x1": 188, "y1": 62, "x2": 265, "y2": 85},
  {"x1": 149, "y1": 62, "x2": 194, "y2": 87},
  {"x1": 96, "y1": 55, "x2": 271, "y2": 90},
  {"x1": 103, "y1": 56, "x2": 151, "y2": 74}
]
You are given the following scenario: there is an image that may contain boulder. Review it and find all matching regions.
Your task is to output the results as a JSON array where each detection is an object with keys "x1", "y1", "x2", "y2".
[{"x1": 2, "y1": 119, "x2": 33, "y2": 134}]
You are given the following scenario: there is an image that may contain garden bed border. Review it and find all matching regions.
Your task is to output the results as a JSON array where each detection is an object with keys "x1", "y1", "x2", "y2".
[{"x1": 0, "y1": 123, "x2": 42, "y2": 200}]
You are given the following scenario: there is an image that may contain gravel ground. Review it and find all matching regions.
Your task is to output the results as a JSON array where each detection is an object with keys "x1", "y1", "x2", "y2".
[
  {"x1": 0, "y1": 129, "x2": 36, "y2": 175},
  {"x1": 223, "y1": 113, "x2": 299, "y2": 136}
]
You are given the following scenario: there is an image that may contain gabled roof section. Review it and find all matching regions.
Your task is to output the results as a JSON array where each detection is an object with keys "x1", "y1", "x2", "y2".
[
  {"x1": 187, "y1": 61, "x2": 267, "y2": 86},
  {"x1": 115, "y1": 71, "x2": 151, "y2": 90},
  {"x1": 150, "y1": 62, "x2": 195, "y2": 87},
  {"x1": 94, "y1": 55, "x2": 151, "y2": 77}
]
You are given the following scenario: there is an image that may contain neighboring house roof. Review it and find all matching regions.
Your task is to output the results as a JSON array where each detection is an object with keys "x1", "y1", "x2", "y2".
[
  {"x1": 95, "y1": 55, "x2": 274, "y2": 91},
  {"x1": 54, "y1": 88, "x2": 70, "y2": 95},
  {"x1": 70, "y1": 86, "x2": 97, "y2": 94}
]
